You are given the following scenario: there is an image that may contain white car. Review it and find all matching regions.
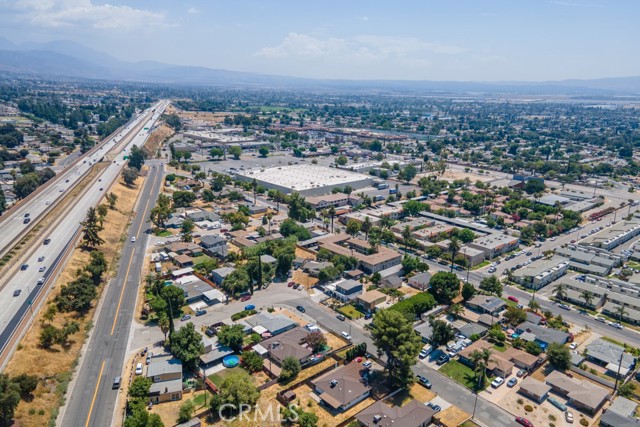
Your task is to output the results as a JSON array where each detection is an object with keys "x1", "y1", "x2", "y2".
[
  {"x1": 491, "y1": 377, "x2": 505, "y2": 388},
  {"x1": 131, "y1": 237, "x2": 136, "y2": 242},
  {"x1": 135, "y1": 363, "x2": 143, "y2": 375},
  {"x1": 569, "y1": 343, "x2": 578, "y2": 350},
  {"x1": 341, "y1": 331, "x2": 352, "y2": 341},
  {"x1": 565, "y1": 411, "x2": 574, "y2": 423}
]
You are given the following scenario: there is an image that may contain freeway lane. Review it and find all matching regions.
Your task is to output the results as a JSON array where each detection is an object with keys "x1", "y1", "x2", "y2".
[
  {"x1": 59, "y1": 162, "x2": 165, "y2": 427},
  {"x1": 0, "y1": 103, "x2": 163, "y2": 258},
  {"x1": 0, "y1": 103, "x2": 169, "y2": 361}
]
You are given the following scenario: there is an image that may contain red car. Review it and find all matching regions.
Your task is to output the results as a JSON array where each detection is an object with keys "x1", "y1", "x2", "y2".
[
  {"x1": 288, "y1": 282, "x2": 295, "y2": 287},
  {"x1": 508, "y1": 296, "x2": 519, "y2": 303},
  {"x1": 240, "y1": 295, "x2": 251, "y2": 302},
  {"x1": 516, "y1": 417, "x2": 534, "y2": 427}
]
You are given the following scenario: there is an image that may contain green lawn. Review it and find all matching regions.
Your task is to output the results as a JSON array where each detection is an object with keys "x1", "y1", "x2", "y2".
[
  {"x1": 207, "y1": 367, "x2": 249, "y2": 387},
  {"x1": 338, "y1": 305, "x2": 363, "y2": 320},
  {"x1": 493, "y1": 343, "x2": 508, "y2": 352},
  {"x1": 192, "y1": 390, "x2": 212, "y2": 408},
  {"x1": 192, "y1": 254, "x2": 213, "y2": 265},
  {"x1": 153, "y1": 229, "x2": 173, "y2": 237},
  {"x1": 472, "y1": 260, "x2": 491, "y2": 270},
  {"x1": 439, "y1": 360, "x2": 487, "y2": 390}
]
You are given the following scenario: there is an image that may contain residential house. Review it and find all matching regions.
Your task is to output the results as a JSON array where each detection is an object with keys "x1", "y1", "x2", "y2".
[
  {"x1": 326, "y1": 279, "x2": 363, "y2": 302},
  {"x1": 555, "y1": 246, "x2": 621, "y2": 276},
  {"x1": 199, "y1": 235, "x2": 228, "y2": 258},
  {"x1": 173, "y1": 254, "x2": 194, "y2": 268},
  {"x1": 414, "y1": 322, "x2": 433, "y2": 344},
  {"x1": 608, "y1": 397, "x2": 638, "y2": 418},
  {"x1": 306, "y1": 193, "x2": 349, "y2": 210},
  {"x1": 175, "y1": 419, "x2": 201, "y2": 427},
  {"x1": 254, "y1": 327, "x2": 314, "y2": 366},
  {"x1": 515, "y1": 322, "x2": 571, "y2": 350},
  {"x1": 466, "y1": 295, "x2": 506, "y2": 316},
  {"x1": 381, "y1": 275, "x2": 402, "y2": 289},
  {"x1": 585, "y1": 339, "x2": 636, "y2": 376},
  {"x1": 246, "y1": 313, "x2": 298, "y2": 336},
  {"x1": 146, "y1": 355, "x2": 183, "y2": 403},
  {"x1": 457, "y1": 323, "x2": 488, "y2": 339},
  {"x1": 545, "y1": 370, "x2": 610, "y2": 414},
  {"x1": 408, "y1": 272, "x2": 431, "y2": 291},
  {"x1": 559, "y1": 278, "x2": 607, "y2": 309},
  {"x1": 174, "y1": 276, "x2": 213, "y2": 304},
  {"x1": 355, "y1": 399, "x2": 436, "y2": 427},
  {"x1": 311, "y1": 361, "x2": 371, "y2": 412},
  {"x1": 518, "y1": 377, "x2": 551, "y2": 403},
  {"x1": 356, "y1": 290, "x2": 388, "y2": 312},
  {"x1": 210, "y1": 267, "x2": 235, "y2": 286},
  {"x1": 316, "y1": 234, "x2": 402, "y2": 274},
  {"x1": 600, "y1": 411, "x2": 640, "y2": 427},
  {"x1": 457, "y1": 340, "x2": 513, "y2": 378}
]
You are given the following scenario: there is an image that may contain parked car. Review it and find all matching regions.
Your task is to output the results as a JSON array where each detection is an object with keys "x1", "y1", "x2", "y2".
[
  {"x1": 362, "y1": 361, "x2": 372, "y2": 369},
  {"x1": 508, "y1": 296, "x2": 519, "y2": 303},
  {"x1": 135, "y1": 363, "x2": 143, "y2": 375},
  {"x1": 569, "y1": 343, "x2": 578, "y2": 350},
  {"x1": 180, "y1": 315, "x2": 191, "y2": 321},
  {"x1": 296, "y1": 305, "x2": 306, "y2": 313},
  {"x1": 195, "y1": 309, "x2": 207, "y2": 316},
  {"x1": 558, "y1": 304, "x2": 571, "y2": 310},
  {"x1": 565, "y1": 411, "x2": 574, "y2": 423},
  {"x1": 336, "y1": 314, "x2": 346, "y2": 321},
  {"x1": 515, "y1": 417, "x2": 534, "y2": 427},
  {"x1": 516, "y1": 369, "x2": 527, "y2": 378},
  {"x1": 417, "y1": 375, "x2": 432, "y2": 388},
  {"x1": 419, "y1": 349, "x2": 429, "y2": 359},
  {"x1": 341, "y1": 331, "x2": 352, "y2": 341},
  {"x1": 287, "y1": 282, "x2": 295, "y2": 287},
  {"x1": 507, "y1": 378, "x2": 518, "y2": 388},
  {"x1": 240, "y1": 295, "x2": 252, "y2": 302},
  {"x1": 436, "y1": 354, "x2": 449, "y2": 365},
  {"x1": 244, "y1": 305, "x2": 256, "y2": 311},
  {"x1": 491, "y1": 377, "x2": 505, "y2": 388},
  {"x1": 595, "y1": 317, "x2": 606, "y2": 323},
  {"x1": 426, "y1": 402, "x2": 441, "y2": 412}
]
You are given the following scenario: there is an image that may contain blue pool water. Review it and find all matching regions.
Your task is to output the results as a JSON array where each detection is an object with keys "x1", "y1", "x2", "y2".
[{"x1": 223, "y1": 355, "x2": 240, "y2": 368}]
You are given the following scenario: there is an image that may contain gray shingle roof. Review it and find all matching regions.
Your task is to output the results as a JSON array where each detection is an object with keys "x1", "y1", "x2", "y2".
[{"x1": 586, "y1": 339, "x2": 636, "y2": 369}]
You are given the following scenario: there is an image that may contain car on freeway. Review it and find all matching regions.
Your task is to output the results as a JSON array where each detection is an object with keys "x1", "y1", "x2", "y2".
[
  {"x1": 23, "y1": 218, "x2": 31, "y2": 224},
  {"x1": 21, "y1": 264, "x2": 28, "y2": 270},
  {"x1": 38, "y1": 266, "x2": 46, "y2": 272},
  {"x1": 240, "y1": 295, "x2": 251, "y2": 302},
  {"x1": 180, "y1": 315, "x2": 191, "y2": 321},
  {"x1": 195, "y1": 309, "x2": 207, "y2": 316},
  {"x1": 508, "y1": 296, "x2": 519, "y2": 303},
  {"x1": 45, "y1": 200, "x2": 50, "y2": 205},
  {"x1": 507, "y1": 377, "x2": 518, "y2": 388},
  {"x1": 336, "y1": 314, "x2": 346, "y2": 321},
  {"x1": 341, "y1": 331, "x2": 352, "y2": 341},
  {"x1": 38, "y1": 256, "x2": 45, "y2": 262},
  {"x1": 244, "y1": 304, "x2": 256, "y2": 311},
  {"x1": 13, "y1": 289, "x2": 21, "y2": 297},
  {"x1": 38, "y1": 278, "x2": 45, "y2": 285},
  {"x1": 565, "y1": 411, "x2": 574, "y2": 423},
  {"x1": 491, "y1": 377, "x2": 505, "y2": 388},
  {"x1": 515, "y1": 417, "x2": 534, "y2": 427},
  {"x1": 43, "y1": 238, "x2": 51, "y2": 245}
]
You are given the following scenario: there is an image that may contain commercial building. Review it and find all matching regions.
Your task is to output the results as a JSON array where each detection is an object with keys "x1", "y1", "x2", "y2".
[
  {"x1": 315, "y1": 234, "x2": 402, "y2": 274},
  {"x1": 306, "y1": 192, "x2": 350, "y2": 210},
  {"x1": 581, "y1": 218, "x2": 640, "y2": 250},
  {"x1": 512, "y1": 256, "x2": 570, "y2": 290},
  {"x1": 468, "y1": 233, "x2": 519, "y2": 259},
  {"x1": 235, "y1": 165, "x2": 373, "y2": 196}
]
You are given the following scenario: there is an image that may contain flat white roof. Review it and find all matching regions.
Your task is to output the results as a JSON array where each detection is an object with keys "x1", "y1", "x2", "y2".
[{"x1": 237, "y1": 165, "x2": 369, "y2": 191}]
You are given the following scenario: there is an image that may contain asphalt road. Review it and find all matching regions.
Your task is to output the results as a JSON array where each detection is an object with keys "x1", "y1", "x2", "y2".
[
  {"x1": 59, "y1": 161, "x2": 165, "y2": 427},
  {"x1": 0, "y1": 103, "x2": 165, "y2": 257},
  {"x1": 0, "y1": 104, "x2": 169, "y2": 352}
]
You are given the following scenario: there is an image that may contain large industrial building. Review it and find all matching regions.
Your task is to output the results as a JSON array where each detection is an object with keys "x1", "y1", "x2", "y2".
[{"x1": 235, "y1": 165, "x2": 373, "y2": 196}]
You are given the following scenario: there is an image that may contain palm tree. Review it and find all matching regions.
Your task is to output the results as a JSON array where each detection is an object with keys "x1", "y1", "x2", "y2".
[
  {"x1": 616, "y1": 305, "x2": 628, "y2": 323},
  {"x1": 580, "y1": 291, "x2": 594, "y2": 309},
  {"x1": 362, "y1": 216, "x2": 372, "y2": 240},
  {"x1": 553, "y1": 283, "x2": 567, "y2": 301},
  {"x1": 448, "y1": 237, "x2": 461, "y2": 273},
  {"x1": 528, "y1": 299, "x2": 540, "y2": 312},
  {"x1": 328, "y1": 206, "x2": 336, "y2": 233},
  {"x1": 380, "y1": 216, "x2": 393, "y2": 230},
  {"x1": 449, "y1": 303, "x2": 464, "y2": 319},
  {"x1": 469, "y1": 348, "x2": 492, "y2": 389},
  {"x1": 402, "y1": 225, "x2": 412, "y2": 250}
]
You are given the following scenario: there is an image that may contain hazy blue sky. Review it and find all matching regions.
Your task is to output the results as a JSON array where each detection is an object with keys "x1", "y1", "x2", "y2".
[{"x1": 0, "y1": 0, "x2": 638, "y2": 81}]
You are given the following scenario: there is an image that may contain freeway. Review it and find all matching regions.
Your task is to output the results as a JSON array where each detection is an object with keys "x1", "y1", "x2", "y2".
[
  {"x1": 59, "y1": 161, "x2": 165, "y2": 427},
  {"x1": 0, "y1": 102, "x2": 169, "y2": 361},
  {"x1": 0, "y1": 101, "x2": 166, "y2": 260}
]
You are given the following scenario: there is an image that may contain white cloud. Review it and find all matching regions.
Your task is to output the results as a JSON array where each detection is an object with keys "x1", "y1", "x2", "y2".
[
  {"x1": 256, "y1": 33, "x2": 464, "y2": 61},
  {"x1": 9, "y1": 0, "x2": 167, "y2": 30},
  {"x1": 187, "y1": 7, "x2": 199, "y2": 14}
]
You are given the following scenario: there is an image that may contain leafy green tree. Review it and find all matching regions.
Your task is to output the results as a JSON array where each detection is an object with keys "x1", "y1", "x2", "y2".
[
  {"x1": 346, "y1": 219, "x2": 361, "y2": 237},
  {"x1": 172, "y1": 191, "x2": 197, "y2": 208},
  {"x1": 85, "y1": 250, "x2": 108, "y2": 285},
  {"x1": 298, "y1": 411, "x2": 319, "y2": 427},
  {"x1": 303, "y1": 331, "x2": 327, "y2": 352},
  {"x1": 177, "y1": 399, "x2": 195, "y2": 423},
  {"x1": 210, "y1": 372, "x2": 259, "y2": 412},
  {"x1": 209, "y1": 147, "x2": 224, "y2": 159},
  {"x1": 124, "y1": 402, "x2": 164, "y2": 427},
  {"x1": 429, "y1": 319, "x2": 456, "y2": 346},
  {"x1": 479, "y1": 275, "x2": 503, "y2": 297},
  {"x1": 181, "y1": 218, "x2": 195, "y2": 234},
  {"x1": 287, "y1": 193, "x2": 314, "y2": 222},
  {"x1": 504, "y1": 306, "x2": 527, "y2": 326},
  {"x1": 228, "y1": 146, "x2": 242, "y2": 159},
  {"x1": 55, "y1": 276, "x2": 96, "y2": 313},
  {"x1": 0, "y1": 373, "x2": 21, "y2": 427},
  {"x1": 217, "y1": 324, "x2": 245, "y2": 352},
  {"x1": 222, "y1": 268, "x2": 250, "y2": 297},
  {"x1": 371, "y1": 309, "x2": 422, "y2": 387},
  {"x1": 128, "y1": 144, "x2": 146, "y2": 171},
  {"x1": 280, "y1": 356, "x2": 301, "y2": 382},
  {"x1": 462, "y1": 281, "x2": 476, "y2": 302},
  {"x1": 619, "y1": 382, "x2": 636, "y2": 398},
  {"x1": 161, "y1": 285, "x2": 186, "y2": 318},
  {"x1": 458, "y1": 228, "x2": 476, "y2": 244},
  {"x1": 525, "y1": 341, "x2": 542, "y2": 356},
  {"x1": 39, "y1": 325, "x2": 59, "y2": 349},
  {"x1": 150, "y1": 194, "x2": 171, "y2": 229},
  {"x1": 80, "y1": 207, "x2": 104, "y2": 247},
  {"x1": 0, "y1": 188, "x2": 6, "y2": 215},
  {"x1": 164, "y1": 113, "x2": 181, "y2": 130},
  {"x1": 335, "y1": 155, "x2": 348, "y2": 166},
  {"x1": 122, "y1": 167, "x2": 138, "y2": 186},
  {"x1": 170, "y1": 323, "x2": 204, "y2": 369},
  {"x1": 13, "y1": 172, "x2": 40, "y2": 199},
  {"x1": 11, "y1": 374, "x2": 37, "y2": 398},
  {"x1": 258, "y1": 146, "x2": 269, "y2": 157},
  {"x1": 128, "y1": 376, "x2": 152, "y2": 402},
  {"x1": 241, "y1": 351, "x2": 264, "y2": 373},
  {"x1": 279, "y1": 218, "x2": 312, "y2": 240},
  {"x1": 428, "y1": 272, "x2": 460, "y2": 304},
  {"x1": 547, "y1": 342, "x2": 571, "y2": 371},
  {"x1": 399, "y1": 164, "x2": 417, "y2": 183}
]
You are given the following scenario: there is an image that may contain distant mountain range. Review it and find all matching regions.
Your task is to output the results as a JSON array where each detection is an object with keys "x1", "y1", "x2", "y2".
[{"x1": 1, "y1": 37, "x2": 639, "y2": 95}]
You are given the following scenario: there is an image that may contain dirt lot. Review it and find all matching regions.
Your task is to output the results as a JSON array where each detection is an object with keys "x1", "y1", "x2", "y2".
[
  {"x1": 3, "y1": 175, "x2": 145, "y2": 427},
  {"x1": 178, "y1": 110, "x2": 231, "y2": 124},
  {"x1": 292, "y1": 269, "x2": 318, "y2": 289},
  {"x1": 143, "y1": 124, "x2": 174, "y2": 157}
]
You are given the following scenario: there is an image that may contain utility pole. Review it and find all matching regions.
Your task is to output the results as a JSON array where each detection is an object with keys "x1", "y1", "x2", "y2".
[{"x1": 613, "y1": 350, "x2": 625, "y2": 394}]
